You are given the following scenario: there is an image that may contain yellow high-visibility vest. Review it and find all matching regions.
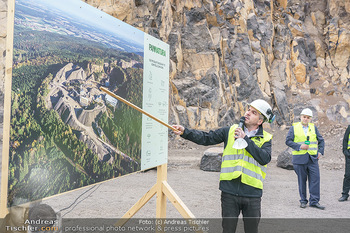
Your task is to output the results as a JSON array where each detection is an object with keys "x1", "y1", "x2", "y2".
[
  {"x1": 347, "y1": 133, "x2": 350, "y2": 149},
  {"x1": 220, "y1": 124, "x2": 272, "y2": 190},
  {"x1": 292, "y1": 122, "x2": 318, "y2": 155}
]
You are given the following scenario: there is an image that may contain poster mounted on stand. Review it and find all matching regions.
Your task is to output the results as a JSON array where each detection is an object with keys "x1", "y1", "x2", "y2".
[{"x1": 1, "y1": 0, "x2": 169, "y2": 213}]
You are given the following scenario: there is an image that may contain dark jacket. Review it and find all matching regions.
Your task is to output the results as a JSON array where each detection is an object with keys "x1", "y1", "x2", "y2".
[
  {"x1": 343, "y1": 125, "x2": 350, "y2": 157},
  {"x1": 285, "y1": 123, "x2": 325, "y2": 164},
  {"x1": 181, "y1": 124, "x2": 272, "y2": 198}
]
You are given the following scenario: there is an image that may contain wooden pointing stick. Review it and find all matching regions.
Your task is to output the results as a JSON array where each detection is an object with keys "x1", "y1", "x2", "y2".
[{"x1": 100, "y1": 87, "x2": 180, "y2": 133}]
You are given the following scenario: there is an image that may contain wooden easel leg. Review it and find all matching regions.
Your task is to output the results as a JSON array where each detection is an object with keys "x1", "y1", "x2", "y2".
[
  {"x1": 155, "y1": 164, "x2": 167, "y2": 233},
  {"x1": 162, "y1": 181, "x2": 195, "y2": 219},
  {"x1": 156, "y1": 164, "x2": 167, "y2": 218},
  {"x1": 115, "y1": 183, "x2": 157, "y2": 226},
  {"x1": 117, "y1": 163, "x2": 197, "y2": 229},
  {"x1": 162, "y1": 181, "x2": 204, "y2": 233}
]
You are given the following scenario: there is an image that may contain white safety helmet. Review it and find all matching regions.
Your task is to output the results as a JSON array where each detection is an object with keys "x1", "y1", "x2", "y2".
[
  {"x1": 249, "y1": 99, "x2": 275, "y2": 123},
  {"x1": 300, "y1": 108, "x2": 313, "y2": 117}
]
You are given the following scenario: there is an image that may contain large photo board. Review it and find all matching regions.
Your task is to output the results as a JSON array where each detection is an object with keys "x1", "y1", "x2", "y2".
[{"x1": 3, "y1": 0, "x2": 169, "y2": 208}]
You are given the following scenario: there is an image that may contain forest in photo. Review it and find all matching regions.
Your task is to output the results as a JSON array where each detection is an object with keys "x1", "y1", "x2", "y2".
[{"x1": 8, "y1": 0, "x2": 145, "y2": 206}]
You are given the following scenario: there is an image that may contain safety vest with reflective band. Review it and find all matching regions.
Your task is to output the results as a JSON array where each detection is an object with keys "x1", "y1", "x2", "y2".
[
  {"x1": 348, "y1": 134, "x2": 350, "y2": 149},
  {"x1": 220, "y1": 124, "x2": 273, "y2": 190},
  {"x1": 292, "y1": 122, "x2": 318, "y2": 155}
]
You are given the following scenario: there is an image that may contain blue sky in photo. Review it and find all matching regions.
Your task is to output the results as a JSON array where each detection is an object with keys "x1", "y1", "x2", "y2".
[{"x1": 17, "y1": 0, "x2": 144, "y2": 49}]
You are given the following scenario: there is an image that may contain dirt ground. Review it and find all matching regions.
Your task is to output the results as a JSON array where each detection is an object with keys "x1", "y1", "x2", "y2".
[
  {"x1": 1, "y1": 123, "x2": 349, "y2": 233},
  {"x1": 40, "y1": 125, "x2": 350, "y2": 221}
]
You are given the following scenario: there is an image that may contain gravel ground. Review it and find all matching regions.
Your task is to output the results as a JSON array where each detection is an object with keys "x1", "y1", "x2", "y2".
[
  {"x1": 42, "y1": 148, "x2": 349, "y2": 219},
  {"x1": 2, "y1": 126, "x2": 350, "y2": 232}
]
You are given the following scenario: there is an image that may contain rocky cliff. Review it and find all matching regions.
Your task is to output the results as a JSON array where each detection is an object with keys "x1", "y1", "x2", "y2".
[
  {"x1": 1, "y1": 0, "x2": 350, "y2": 131},
  {"x1": 81, "y1": 0, "x2": 350, "y2": 130}
]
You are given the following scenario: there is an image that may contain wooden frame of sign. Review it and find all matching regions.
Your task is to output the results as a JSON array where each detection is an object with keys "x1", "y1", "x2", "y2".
[{"x1": 0, "y1": 0, "x2": 15, "y2": 218}]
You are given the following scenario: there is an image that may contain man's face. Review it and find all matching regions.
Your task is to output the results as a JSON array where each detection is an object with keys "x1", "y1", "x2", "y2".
[
  {"x1": 301, "y1": 114, "x2": 312, "y2": 126},
  {"x1": 244, "y1": 106, "x2": 263, "y2": 127}
]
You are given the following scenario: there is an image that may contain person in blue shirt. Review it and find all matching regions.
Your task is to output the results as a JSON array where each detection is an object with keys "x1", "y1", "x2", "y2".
[{"x1": 285, "y1": 108, "x2": 325, "y2": 209}]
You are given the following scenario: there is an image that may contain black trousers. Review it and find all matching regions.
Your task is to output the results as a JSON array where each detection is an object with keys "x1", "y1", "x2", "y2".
[
  {"x1": 342, "y1": 155, "x2": 350, "y2": 197},
  {"x1": 221, "y1": 191, "x2": 261, "y2": 233}
]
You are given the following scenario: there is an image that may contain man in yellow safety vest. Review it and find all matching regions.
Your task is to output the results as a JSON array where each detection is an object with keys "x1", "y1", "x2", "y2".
[
  {"x1": 172, "y1": 99, "x2": 274, "y2": 233},
  {"x1": 285, "y1": 108, "x2": 325, "y2": 209}
]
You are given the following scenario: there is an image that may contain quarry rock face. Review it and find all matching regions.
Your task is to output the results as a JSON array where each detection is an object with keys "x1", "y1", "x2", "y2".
[
  {"x1": 80, "y1": 0, "x2": 350, "y2": 129},
  {"x1": 1, "y1": 0, "x2": 350, "y2": 130}
]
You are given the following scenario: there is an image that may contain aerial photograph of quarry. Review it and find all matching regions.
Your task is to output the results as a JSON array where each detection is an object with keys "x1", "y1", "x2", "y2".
[{"x1": 8, "y1": 0, "x2": 145, "y2": 206}]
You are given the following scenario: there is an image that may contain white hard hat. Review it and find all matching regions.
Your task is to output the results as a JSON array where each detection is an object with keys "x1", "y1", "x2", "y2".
[
  {"x1": 249, "y1": 99, "x2": 275, "y2": 123},
  {"x1": 300, "y1": 108, "x2": 313, "y2": 117}
]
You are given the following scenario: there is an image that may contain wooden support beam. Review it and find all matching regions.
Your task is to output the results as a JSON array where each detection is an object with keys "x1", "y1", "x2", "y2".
[
  {"x1": 117, "y1": 164, "x2": 197, "y2": 229},
  {"x1": 115, "y1": 183, "x2": 158, "y2": 227},
  {"x1": 0, "y1": 0, "x2": 15, "y2": 218},
  {"x1": 162, "y1": 181, "x2": 195, "y2": 219},
  {"x1": 156, "y1": 164, "x2": 167, "y2": 219}
]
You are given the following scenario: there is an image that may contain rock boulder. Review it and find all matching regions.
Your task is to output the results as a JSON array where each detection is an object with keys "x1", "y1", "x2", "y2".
[
  {"x1": 200, "y1": 147, "x2": 223, "y2": 172},
  {"x1": 277, "y1": 147, "x2": 294, "y2": 170}
]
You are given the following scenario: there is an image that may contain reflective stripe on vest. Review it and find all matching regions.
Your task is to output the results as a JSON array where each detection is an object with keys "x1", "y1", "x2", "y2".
[
  {"x1": 292, "y1": 122, "x2": 318, "y2": 155},
  {"x1": 348, "y1": 134, "x2": 350, "y2": 149},
  {"x1": 222, "y1": 154, "x2": 267, "y2": 173},
  {"x1": 220, "y1": 124, "x2": 272, "y2": 190}
]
